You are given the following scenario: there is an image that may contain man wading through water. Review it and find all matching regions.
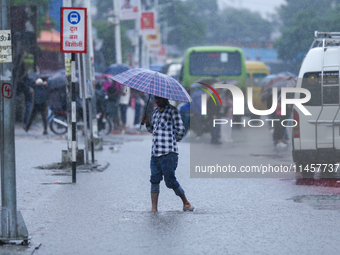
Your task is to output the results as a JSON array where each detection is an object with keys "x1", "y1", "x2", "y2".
[{"x1": 142, "y1": 96, "x2": 194, "y2": 212}]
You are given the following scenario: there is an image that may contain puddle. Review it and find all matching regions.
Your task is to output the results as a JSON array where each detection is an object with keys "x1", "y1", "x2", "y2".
[
  {"x1": 296, "y1": 178, "x2": 340, "y2": 187},
  {"x1": 290, "y1": 194, "x2": 340, "y2": 210}
]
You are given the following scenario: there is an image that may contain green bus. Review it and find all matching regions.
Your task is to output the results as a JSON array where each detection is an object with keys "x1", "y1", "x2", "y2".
[{"x1": 179, "y1": 46, "x2": 247, "y2": 90}]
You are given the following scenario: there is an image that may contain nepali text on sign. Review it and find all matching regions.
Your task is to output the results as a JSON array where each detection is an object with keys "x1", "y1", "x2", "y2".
[
  {"x1": 0, "y1": 30, "x2": 12, "y2": 63},
  {"x1": 61, "y1": 8, "x2": 87, "y2": 53}
]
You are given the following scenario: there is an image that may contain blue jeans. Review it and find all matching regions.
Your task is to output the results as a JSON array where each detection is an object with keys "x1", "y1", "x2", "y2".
[
  {"x1": 150, "y1": 153, "x2": 185, "y2": 196},
  {"x1": 24, "y1": 101, "x2": 32, "y2": 124}
]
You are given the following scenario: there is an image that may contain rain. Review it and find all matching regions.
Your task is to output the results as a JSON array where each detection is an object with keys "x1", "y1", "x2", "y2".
[{"x1": 1, "y1": 0, "x2": 340, "y2": 254}]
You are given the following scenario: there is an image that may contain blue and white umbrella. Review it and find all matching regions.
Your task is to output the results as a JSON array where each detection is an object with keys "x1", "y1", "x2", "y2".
[
  {"x1": 103, "y1": 64, "x2": 131, "y2": 75},
  {"x1": 109, "y1": 68, "x2": 191, "y2": 102}
]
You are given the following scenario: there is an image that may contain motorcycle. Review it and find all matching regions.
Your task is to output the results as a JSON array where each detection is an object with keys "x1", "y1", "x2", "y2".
[
  {"x1": 48, "y1": 107, "x2": 68, "y2": 135},
  {"x1": 48, "y1": 107, "x2": 112, "y2": 136},
  {"x1": 96, "y1": 112, "x2": 112, "y2": 136}
]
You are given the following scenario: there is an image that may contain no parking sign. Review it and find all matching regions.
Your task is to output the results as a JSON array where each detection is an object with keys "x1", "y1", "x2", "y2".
[{"x1": 61, "y1": 7, "x2": 87, "y2": 53}]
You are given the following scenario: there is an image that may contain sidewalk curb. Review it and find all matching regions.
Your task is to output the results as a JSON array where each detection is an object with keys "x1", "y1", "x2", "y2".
[{"x1": 0, "y1": 241, "x2": 41, "y2": 255}]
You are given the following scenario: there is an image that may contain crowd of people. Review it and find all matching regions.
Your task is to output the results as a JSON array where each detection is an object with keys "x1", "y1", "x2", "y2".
[
  {"x1": 17, "y1": 72, "x2": 292, "y2": 146},
  {"x1": 95, "y1": 77, "x2": 155, "y2": 133},
  {"x1": 18, "y1": 74, "x2": 155, "y2": 135}
]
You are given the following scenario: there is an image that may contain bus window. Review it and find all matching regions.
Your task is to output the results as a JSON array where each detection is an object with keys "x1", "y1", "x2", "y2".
[
  {"x1": 189, "y1": 52, "x2": 242, "y2": 76},
  {"x1": 180, "y1": 46, "x2": 247, "y2": 90}
]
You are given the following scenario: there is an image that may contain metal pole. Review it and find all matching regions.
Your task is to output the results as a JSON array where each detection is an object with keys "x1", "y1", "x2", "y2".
[
  {"x1": 85, "y1": 0, "x2": 96, "y2": 163},
  {"x1": 139, "y1": 0, "x2": 145, "y2": 68},
  {"x1": 78, "y1": 53, "x2": 89, "y2": 164},
  {"x1": 88, "y1": 98, "x2": 94, "y2": 163},
  {"x1": 71, "y1": 53, "x2": 77, "y2": 183},
  {"x1": 113, "y1": 0, "x2": 122, "y2": 64},
  {"x1": 134, "y1": 2, "x2": 140, "y2": 68},
  {"x1": 0, "y1": 0, "x2": 28, "y2": 242},
  {"x1": 63, "y1": 0, "x2": 73, "y2": 162}
]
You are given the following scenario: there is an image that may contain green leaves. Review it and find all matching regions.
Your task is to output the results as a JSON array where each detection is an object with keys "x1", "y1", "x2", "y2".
[
  {"x1": 275, "y1": 0, "x2": 340, "y2": 71},
  {"x1": 159, "y1": 0, "x2": 206, "y2": 50},
  {"x1": 92, "y1": 20, "x2": 133, "y2": 69},
  {"x1": 212, "y1": 8, "x2": 273, "y2": 44}
]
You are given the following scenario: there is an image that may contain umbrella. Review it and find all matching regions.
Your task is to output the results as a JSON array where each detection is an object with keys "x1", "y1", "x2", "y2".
[
  {"x1": 47, "y1": 74, "x2": 67, "y2": 90},
  {"x1": 103, "y1": 64, "x2": 131, "y2": 75},
  {"x1": 110, "y1": 68, "x2": 191, "y2": 102},
  {"x1": 273, "y1": 77, "x2": 297, "y2": 90},
  {"x1": 26, "y1": 72, "x2": 50, "y2": 82},
  {"x1": 260, "y1": 72, "x2": 296, "y2": 99},
  {"x1": 110, "y1": 68, "x2": 191, "y2": 128}
]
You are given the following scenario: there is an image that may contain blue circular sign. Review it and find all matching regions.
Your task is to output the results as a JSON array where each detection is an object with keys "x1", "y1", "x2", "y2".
[{"x1": 68, "y1": 11, "x2": 81, "y2": 25}]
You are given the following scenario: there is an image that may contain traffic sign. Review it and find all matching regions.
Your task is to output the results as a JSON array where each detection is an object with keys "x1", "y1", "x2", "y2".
[{"x1": 61, "y1": 7, "x2": 87, "y2": 53}]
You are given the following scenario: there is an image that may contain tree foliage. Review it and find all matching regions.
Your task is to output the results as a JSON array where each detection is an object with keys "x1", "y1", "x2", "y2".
[
  {"x1": 92, "y1": 20, "x2": 133, "y2": 67},
  {"x1": 211, "y1": 8, "x2": 273, "y2": 44},
  {"x1": 159, "y1": 0, "x2": 206, "y2": 50},
  {"x1": 11, "y1": 0, "x2": 53, "y2": 32},
  {"x1": 93, "y1": 0, "x2": 274, "y2": 62},
  {"x1": 275, "y1": 0, "x2": 340, "y2": 70}
]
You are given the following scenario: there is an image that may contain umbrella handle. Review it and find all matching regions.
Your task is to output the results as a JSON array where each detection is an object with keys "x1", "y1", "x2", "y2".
[{"x1": 140, "y1": 95, "x2": 151, "y2": 129}]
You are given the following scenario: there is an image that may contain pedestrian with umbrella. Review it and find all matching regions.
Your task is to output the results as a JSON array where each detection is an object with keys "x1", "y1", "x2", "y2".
[{"x1": 110, "y1": 68, "x2": 194, "y2": 212}]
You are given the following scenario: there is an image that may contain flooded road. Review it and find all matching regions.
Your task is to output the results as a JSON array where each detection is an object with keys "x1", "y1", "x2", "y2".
[{"x1": 2, "y1": 124, "x2": 340, "y2": 254}]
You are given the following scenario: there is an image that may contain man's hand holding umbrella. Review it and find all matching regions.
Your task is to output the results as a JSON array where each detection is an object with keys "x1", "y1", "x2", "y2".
[{"x1": 141, "y1": 114, "x2": 150, "y2": 127}]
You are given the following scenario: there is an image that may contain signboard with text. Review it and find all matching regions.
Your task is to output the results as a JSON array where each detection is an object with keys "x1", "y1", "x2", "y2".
[
  {"x1": 145, "y1": 25, "x2": 161, "y2": 50},
  {"x1": 140, "y1": 12, "x2": 155, "y2": 35},
  {"x1": 0, "y1": 30, "x2": 12, "y2": 63},
  {"x1": 61, "y1": 7, "x2": 87, "y2": 53},
  {"x1": 120, "y1": 0, "x2": 140, "y2": 20}
]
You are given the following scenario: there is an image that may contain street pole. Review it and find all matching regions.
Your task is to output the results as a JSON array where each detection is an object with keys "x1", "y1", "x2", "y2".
[
  {"x1": 134, "y1": 18, "x2": 140, "y2": 68},
  {"x1": 113, "y1": 0, "x2": 122, "y2": 64},
  {"x1": 133, "y1": 0, "x2": 141, "y2": 68},
  {"x1": 0, "y1": 0, "x2": 28, "y2": 243},
  {"x1": 71, "y1": 53, "x2": 77, "y2": 183},
  {"x1": 63, "y1": 0, "x2": 73, "y2": 164},
  {"x1": 78, "y1": 53, "x2": 89, "y2": 164},
  {"x1": 85, "y1": 0, "x2": 96, "y2": 163}
]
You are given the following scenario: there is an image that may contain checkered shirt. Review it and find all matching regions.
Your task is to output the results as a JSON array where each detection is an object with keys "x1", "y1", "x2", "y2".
[{"x1": 147, "y1": 103, "x2": 186, "y2": 157}]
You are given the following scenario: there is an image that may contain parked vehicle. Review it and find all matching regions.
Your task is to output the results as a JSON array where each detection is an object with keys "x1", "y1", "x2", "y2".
[
  {"x1": 149, "y1": 63, "x2": 165, "y2": 73},
  {"x1": 96, "y1": 113, "x2": 112, "y2": 136},
  {"x1": 162, "y1": 62, "x2": 182, "y2": 80},
  {"x1": 48, "y1": 107, "x2": 112, "y2": 136},
  {"x1": 292, "y1": 31, "x2": 340, "y2": 178},
  {"x1": 48, "y1": 107, "x2": 68, "y2": 135}
]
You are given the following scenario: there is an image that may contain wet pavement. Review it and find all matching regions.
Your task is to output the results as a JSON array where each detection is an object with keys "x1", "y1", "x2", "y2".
[{"x1": 1, "y1": 122, "x2": 340, "y2": 254}]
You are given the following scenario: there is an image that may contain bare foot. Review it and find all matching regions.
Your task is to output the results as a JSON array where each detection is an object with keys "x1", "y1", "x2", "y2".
[
  {"x1": 151, "y1": 208, "x2": 158, "y2": 212},
  {"x1": 183, "y1": 202, "x2": 192, "y2": 211}
]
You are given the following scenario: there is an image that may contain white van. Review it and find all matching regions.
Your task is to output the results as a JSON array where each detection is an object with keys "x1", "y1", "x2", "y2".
[{"x1": 292, "y1": 31, "x2": 340, "y2": 178}]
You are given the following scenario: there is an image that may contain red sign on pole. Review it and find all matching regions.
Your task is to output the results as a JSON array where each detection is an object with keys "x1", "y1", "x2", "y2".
[
  {"x1": 2, "y1": 83, "x2": 13, "y2": 99},
  {"x1": 140, "y1": 12, "x2": 155, "y2": 35},
  {"x1": 61, "y1": 7, "x2": 87, "y2": 53}
]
